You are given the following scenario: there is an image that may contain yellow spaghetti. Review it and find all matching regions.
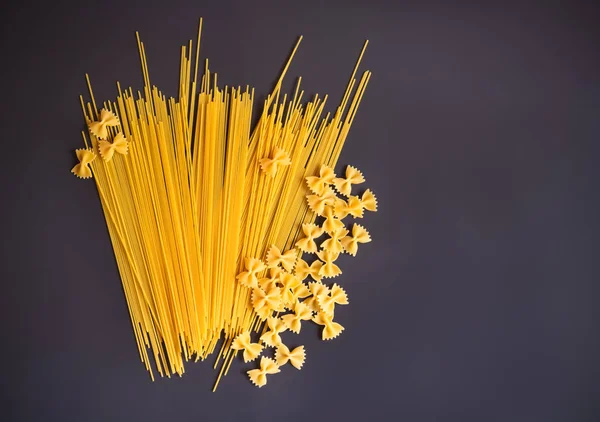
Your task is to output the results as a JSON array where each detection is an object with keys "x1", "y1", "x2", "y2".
[{"x1": 71, "y1": 18, "x2": 375, "y2": 390}]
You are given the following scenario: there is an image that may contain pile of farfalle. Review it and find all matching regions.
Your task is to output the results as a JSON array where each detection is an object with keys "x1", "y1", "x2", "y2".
[
  {"x1": 71, "y1": 109, "x2": 129, "y2": 179},
  {"x1": 236, "y1": 164, "x2": 377, "y2": 387}
]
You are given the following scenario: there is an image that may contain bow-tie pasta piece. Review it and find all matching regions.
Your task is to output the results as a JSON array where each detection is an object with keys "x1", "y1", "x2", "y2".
[
  {"x1": 259, "y1": 146, "x2": 291, "y2": 178},
  {"x1": 236, "y1": 257, "x2": 267, "y2": 289},
  {"x1": 313, "y1": 311, "x2": 345, "y2": 340},
  {"x1": 252, "y1": 286, "x2": 283, "y2": 320},
  {"x1": 302, "y1": 295, "x2": 320, "y2": 313},
  {"x1": 308, "y1": 281, "x2": 331, "y2": 314},
  {"x1": 321, "y1": 228, "x2": 349, "y2": 255},
  {"x1": 98, "y1": 132, "x2": 129, "y2": 162},
  {"x1": 340, "y1": 224, "x2": 372, "y2": 256},
  {"x1": 294, "y1": 258, "x2": 323, "y2": 283},
  {"x1": 280, "y1": 302, "x2": 312, "y2": 333},
  {"x1": 259, "y1": 267, "x2": 285, "y2": 291},
  {"x1": 88, "y1": 108, "x2": 120, "y2": 140},
  {"x1": 275, "y1": 344, "x2": 306, "y2": 370},
  {"x1": 360, "y1": 189, "x2": 378, "y2": 212},
  {"x1": 295, "y1": 223, "x2": 325, "y2": 253},
  {"x1": 317, "y1": 250, "x2": 342, "y2": 278},
  {"x1": 334, "y1": 196, "x2": 364, "y2": 219},
  {"x1": 279, "y1": 272, "x2": 302, "y2": 306},
  {"x1": 306, "y1": 165, "x2": 336, "y2": 196},
  {"x1": 231, "y1": 331, "x2": 264, "y2": 363},
  {"x1": 332, "y1": 165, "x2": 365, "y2": 196},
  {"x1": 317, "y1": 283, "x2": 349, "y2": 316},
  {"x1": 260, "y1": 316, "x2": 288, "y2": 347},
  {"x1": 306, "y1": 187, "x2": 336, "y2": 216},
  {"x1": 322, "y1": 206, "x2": 345, "y2": 234},
  {"x1": 258, "y1": 276, "x2": 278, "y2": 292},
  {"x1": 267, "y1": 266, "x2": 283, "y2": 280},
  {"x1": 293, "y1": 258, "x2": 310, "y2": 281},
  {"x1": 71, "y1": 148, "x2": 96, "y2": 179},
  {"x1": 309, "y1": 281, "x2": 331, "y2": 303},
  {"x1": 266, "y1": 245, "x2": 297, "y2": 272},
  {"x1": 247, "y1": 356, "x2": 281, "y2": 388},
  {"x1": 292, "y1": 282, "x2": 311, "y2": 300}
]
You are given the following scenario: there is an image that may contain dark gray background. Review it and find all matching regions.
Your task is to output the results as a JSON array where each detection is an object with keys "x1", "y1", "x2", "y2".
[{"x1": 1, "y1": 1, "x2": 599, "y2": 421}]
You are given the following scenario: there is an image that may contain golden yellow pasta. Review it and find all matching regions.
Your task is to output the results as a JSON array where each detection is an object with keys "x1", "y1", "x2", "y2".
[
  {"x1": 259, "y1": 317, "x2": 288, "y2": 347},
  {"x1": 313, "y1": 311, "x2": 345, "y2": 340},
  {"x1": 317, "y1": 283, "x2": 349, "y2": 316},
  {"x1": 247, "y1": 357, "x2": 280, "y2": 387},
  {"x1": 334, "y1": 195, "x2": 364, "y2": 219},
  {"x1": 236, "y1": 257, "x2": 267, "y2": 289},
  {"x1": 306, "y1": 165, "x2": 336, "y2": 196},
  {"x1": 88, "y1": 108, "x2": 119, "y2": 139},
  {"x1": 231, "y1": 332, "x2": 263, "y2": 363},
  {"x1": 340, "y1": 224, "x2": 372, "y2": 256},
  {"x1": 259, "y1": 146, "x2": 291, "y2": 178},
  {"x1": 307, "y1": 188, "x2": 336, "y2": 215},
  {"x1": 317, "y1": 250, "x2": 342, "y2": 278},
  {"x1": 360, "y1": 189, "x2": 378, "y2": 212},
  {"x1": 71, "y1": 17, "x2": 379, "y2": 390},
  {"x1": 71, "y1": 148, "x2": 96, "y2": 179},
  {"x1": 295, "y1": 259, "x2": 323, "y2": 283},
  {"x1": 280, "y1": 302, "x2": 312, "y2": 333},
  {"x1": 275, "y1": 344, "x2": 305, "y2": 369},
  {"x1": 97, "y1": 132, "x2": 128, "y2": 162},
  {"x1": 295, "y1": 223, "x2": 325, "y2": 253},
  {"x1": 332, "y1": 165, "x2": 365, "y2": 196},
  {"x1": 266, "y1": 246, "x2": 297, "y2": 272},
  {"x1": 321, "y1": 227, "x2": 349, "y2": 255},
  {"x1": 322, "y1": 205, "x2": 346, "y2": 234}
]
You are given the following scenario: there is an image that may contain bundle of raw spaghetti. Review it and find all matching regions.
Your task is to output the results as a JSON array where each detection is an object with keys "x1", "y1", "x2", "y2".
[{"x1": 71, "y1": 19, "x2": 378, "y2": 390}]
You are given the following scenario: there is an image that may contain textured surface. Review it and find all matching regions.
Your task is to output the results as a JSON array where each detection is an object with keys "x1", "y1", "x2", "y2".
[{"x1": 1, "y1": 1, "x2": 600, "y2": 421}]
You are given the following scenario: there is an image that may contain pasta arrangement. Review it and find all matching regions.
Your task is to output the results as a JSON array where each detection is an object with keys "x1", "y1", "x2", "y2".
[{"x1": 70, "y1": 19, "x2": 378, "y2": 390}]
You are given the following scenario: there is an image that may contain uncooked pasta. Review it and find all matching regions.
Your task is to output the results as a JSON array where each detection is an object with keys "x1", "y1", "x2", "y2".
[{"x1": 70, "y1": 18, "x2": 378, "y2": 390}]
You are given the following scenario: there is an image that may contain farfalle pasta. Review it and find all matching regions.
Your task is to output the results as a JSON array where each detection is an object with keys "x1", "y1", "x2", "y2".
[
  {"x1": 88, "y1": 108, "x2": 120, "y2": 140},
  {"x1": 306, "y1": 164, "x2": 335, "y2": 196},
  {"x1": 275, "y1": 344, "x2": 305, "y2": 370},
  {"x1": 258, "y1": 270, "x2": 280, "y2": 291},
  {"x1": 302, "y1": 295, "x2": 321, "y2": 313},
  {"x1": 259, "y1": 146, "x2": 291, "y2": 178},
  {"x1": 322, "y1": 205, "x2": 345, "y2": 234},
  {"x1": 340, "y1": 224, "x2": 372, "y2": 256},
  {"x1": 306, "y1": 187, "x2": 336, "y2": 215},
  {"x1": 313, "y1": 311, "x2": 345, "y2": 340},
  {"x1": 259, "y1": 316, "x2": 288, "y2": 347},
  {"x1": 317, "y1": 249, "x2": 342, "y2": 278},
  {"x1": 280, "y1": 302, "x2": 312, "y2": 333},
  {"x1": 321, "y1": 227, "x2": 349, "y2": 255},
  {"x1": 317, "y1": 283, "x2": 349, "y2": 316},
  {"x1": 247, "y1": 357, "x2": 280, "y2": 387},
  {"x1": 334, "y1": 195, "x2": 364, "y2": 219},
  {"x1": 237, "y1": 257, "x2": 267, "y2": 289},
  {"x1": 98, "y1": 132, "x2": 128, "y2": 162},
  {"x1": 332, "y1": 165, "x2": 365, "y2": 196},
  {"x1": 309, "y1": 281, "x2": 330, "y2": 303},
  {"x1": 266, "y1": 245, "x2": 297, "y2": 272},
  {"x1": 295, "y1": 223, "x2": 325, "y2": 253},
  {"x1": 292, "y1": 282, "x2": 311, "y2": 300},
  {"x1": 71, "y1": 148, "x2": 96, "y2": 179},
  {"x1": 252, "y1": 286, "x2": 283, "y2": 318},
  {"x1": 279, "y1": 272, "x2": 302, "y2": 305},
  {"x1": 231, "y1": 331, "x2": 264, "y2": 363},
  {"x1": 294, "y1": 258, "x2": 323, "y2": 283},
  {"x1": 360, "y1": 189, "x2": 378, "y2": 212}
]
